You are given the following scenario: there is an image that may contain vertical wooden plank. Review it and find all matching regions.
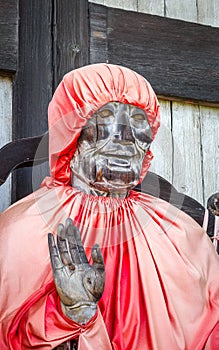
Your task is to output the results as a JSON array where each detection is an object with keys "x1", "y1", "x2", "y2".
[
  {"x1": 200, "y1": 106, "x2": 219, "y2": 205},
  {"x1": 89, "y1": 0, "x2": 165, "y2": 14},
  {"x1": 54, "y1": 0, "x2": 89, "y2": 87},
  {"x1": 0, "y1": 0, "x2": 18, "y2": 71},
  {"x1": 12, "y1": 0, "x2": 53, "y2": 202},
  {"x1": 165, "y1": 0, "x2": 198, "y2": 22},
  {"x1": 150, "y1": 100, "x2": 173, "y2": 182},
  {"x1": 0, "y1": 76, "x2": 12, "y2": 211},
  {"x1": 92, "y1": 0, "x2": 138, "y2": 11},
  {"x1": 197, "y1": 0, "x2": 219, "y2": 27},
  {"x1": 88, "y1": 0, "x2": 104, "y2": 4},
  {"x1": 89, "y1": 3, "x2": 108, "y2": 64},
  {"x1": 137, "y1": 0, "x2": 164, "y2": 16},
  {"x1": 172, "y1": 102, "x2": 203, "y2": 204}
]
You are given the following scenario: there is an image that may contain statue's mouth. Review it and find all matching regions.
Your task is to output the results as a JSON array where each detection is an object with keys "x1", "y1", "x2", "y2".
[
  {"x1": 95, "y1": 159, "x2": 136, "y2": 185},
  {"x1": 69, "y1": 301, "x2": 97, "y2": 309},
  {"x1": 108, "y1": 158, "x2": 131, "y2": 168}
]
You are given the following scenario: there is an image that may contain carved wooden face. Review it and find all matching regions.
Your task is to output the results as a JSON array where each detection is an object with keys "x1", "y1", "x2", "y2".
[{"x1": 70, "y1": 102, "x2": 152, "y2": 196}]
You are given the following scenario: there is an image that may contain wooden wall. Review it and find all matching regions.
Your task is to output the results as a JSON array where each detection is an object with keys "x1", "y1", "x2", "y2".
[
  {"x1": 90, "y1": 0, "x2": 219, "y2": 26},
  {"x1": 151, "y1": 101, "x2": 219, "y2": 205},
  {"x1": 90, "y1": 0, "x2": 219, "y2": 205}
]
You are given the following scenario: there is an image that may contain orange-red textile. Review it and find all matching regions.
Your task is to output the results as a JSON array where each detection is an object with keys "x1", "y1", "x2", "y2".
[{"x1": 0, "y1": 64, "x2": 219, "y2": 349}]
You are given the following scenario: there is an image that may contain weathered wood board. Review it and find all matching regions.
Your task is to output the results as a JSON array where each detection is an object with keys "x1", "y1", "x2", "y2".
[
  {"x1": 12, "y1": 0, "x2": 53, "y2": 201},
  {"x1": 53, "y1": 0, "x2": 89, "y2": 87},
  {"x1": 197, "y1": 0, "x2": 219, "y2": 27},
  {"x1": 0, "y1": 0, "x2": 18, "y2": 72},
  {"x1": 150, "y1": 100, "x2": 173, "y2": 183},
  {"x1": 165, "y1": 0, "x2": 198, "y2": 22},
  {"x1": 138, "y1": 0, "x2": 164, "y2": 15},
  {"x1": 150, "y1": 99, "x2": 219, "y2": 205},
  {"x1": 200, "y1": 106, "x2": 219, "y2": 205},
  {"x1": 0, "y1": 77, "x2": 12, "y2": 211},
  {"x1": 89, "y1": 3, "x2": 219, "y2": 105},
  {"x1": 90, "y1": 0, "x2": 219, "y2": 27},
  {"x1": 171, "y1": 102, "x2": 203, "y2": 204}
]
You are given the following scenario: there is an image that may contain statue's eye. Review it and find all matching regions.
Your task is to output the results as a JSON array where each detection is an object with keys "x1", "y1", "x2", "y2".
[
  {"x1": 97, "y1": 109, "x2": 113, "y2": 125},
  {"x1": 131, "y1": 113, "x2": 145, "y2": 122},
  {"x1": 130, "y1": 113, "x2": 147, "y2": 129},
  {"x1": 98, "y1": 109, "x2": 113, "y2": 118}
]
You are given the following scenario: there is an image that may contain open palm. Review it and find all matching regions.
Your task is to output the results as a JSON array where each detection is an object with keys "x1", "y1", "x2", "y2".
[{"x1": 48, "y1": 218, "x2": 105, "y2": 323}]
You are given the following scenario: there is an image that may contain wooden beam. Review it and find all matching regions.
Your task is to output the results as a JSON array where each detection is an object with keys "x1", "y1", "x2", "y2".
[
  {"x1": 0, "y1": 0, "x2": 18, "y2": 72},
  {"x1": 89, "y1": 4, "x2": 108, "y2": 64},
  {"x1": 89, "y1": 3, "x2": 219, "y2": 106},
  {"x1": 12, "y1": 0, "x2": 53, "y2": 201},
  {"x1": 54, "y1": 0, "x2": 89, "y2": 87}
]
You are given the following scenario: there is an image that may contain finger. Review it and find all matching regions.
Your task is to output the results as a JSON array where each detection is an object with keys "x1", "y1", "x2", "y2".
[
  {"x1": 91, "y1": 244, "x2": 104, "y2": 268},
  {"x1": 57, "y1": 223, "x2": 73, "y2": 266},
  {"x1": 65, "y1": 219, "x2": 81, "y2": 264},
  {"x1": 66, "y1": 218, "x2": 88, "y2": 264},
  {"x1": 48, "y1": 233, "x2": 63, "y2": 272}
]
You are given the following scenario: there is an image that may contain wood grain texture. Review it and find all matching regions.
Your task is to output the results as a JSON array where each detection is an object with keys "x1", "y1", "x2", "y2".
[
  {"x1": 0, "y1": 77, "x2": 12, "y2": 211},
  {"x1": 89, "y1": 3, "x2": 219, "y2": 105},
  {"x1": 92, "y1": 0, "x2": 137, "y2": 11},
  {"x1": 0, "y1": 0, "x2": 18, "y2": 71},
  {"x1": 13, "y1": 0, "x2": 53, "y2": 138},
  {"x1": 200, "y1": 106, "x2": 219, "y2": 205},
  {"x1": 197, "y1": 0, "x2": 219, "y2": 27},
  {"x1": 138, "y1": 0, "x2": 164, "y2": 15},
  {"x1": 172, "y1": 102, "x2": 203, "y2": 204},
  {"x1": 12, "y1": 0, "x2": 53, "y2": 201},
  {"x1": 54, "y1": 0, "x2": 89, "y2": 87},
  {"x1": 89, "y1": 0, "x2": 219, "y2": 27},
  {"x1": 165, "y1": 0, "x2": 197, "y2": 22},
  {"x1": 150, "y1": 100, "x2": 173, "y2": 183},
  {"x1": 90, "y1": 4, "x2": 108, "y2": 63},
  {"x1": 90, "y1": 0, "x2": 219, "y2": 26}
]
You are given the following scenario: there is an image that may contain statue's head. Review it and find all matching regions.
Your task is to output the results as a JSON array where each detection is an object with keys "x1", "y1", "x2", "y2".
[
  {"x1": 48, "y1": 64, "x2": 160, "y2": 191},
  {"x1": 70, "y1": 101, "x2": 152, "y2": 197}
]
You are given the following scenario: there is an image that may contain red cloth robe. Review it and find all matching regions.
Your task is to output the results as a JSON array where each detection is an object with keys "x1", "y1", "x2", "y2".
[{"x1": 0, "y1": 64, "x2": 218, "y2": 349}]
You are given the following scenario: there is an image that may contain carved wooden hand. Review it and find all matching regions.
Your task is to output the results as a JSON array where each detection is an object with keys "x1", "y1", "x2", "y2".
[{"x1": 48, "y1": 218, "x2": 105, "y2": 324}]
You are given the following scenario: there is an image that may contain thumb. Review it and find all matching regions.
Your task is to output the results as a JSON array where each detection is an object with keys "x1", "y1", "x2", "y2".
[{"x1": 91, "y1": 244, "x2": 104, "y2": 268}]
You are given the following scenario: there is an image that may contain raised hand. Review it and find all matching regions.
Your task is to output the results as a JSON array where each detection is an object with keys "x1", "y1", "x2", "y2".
[{"x1": 48, "y1": 218, "x2": 105, "y2": 324}]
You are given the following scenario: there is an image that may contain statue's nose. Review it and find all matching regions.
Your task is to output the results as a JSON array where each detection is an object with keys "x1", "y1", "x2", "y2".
[{"x1": 112, "y1": 123, "x2": 135, "y2": 145}]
